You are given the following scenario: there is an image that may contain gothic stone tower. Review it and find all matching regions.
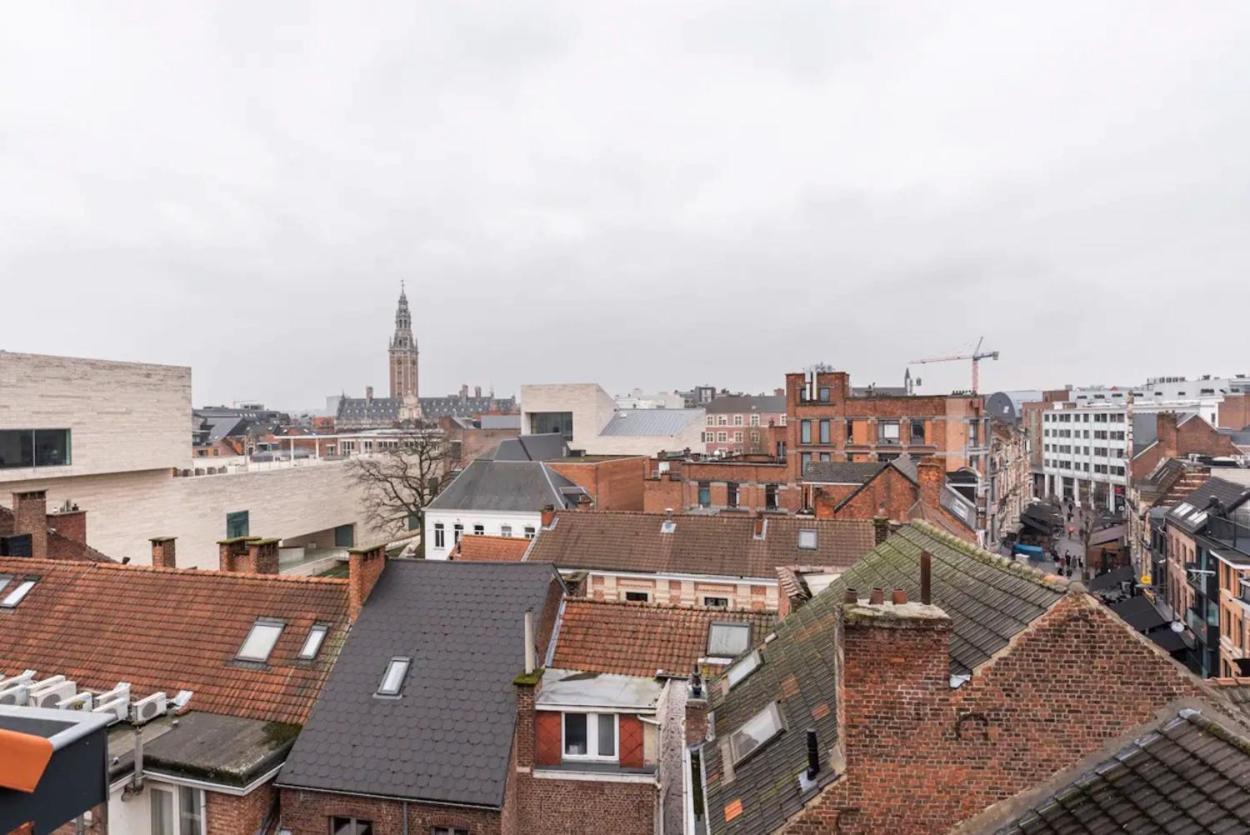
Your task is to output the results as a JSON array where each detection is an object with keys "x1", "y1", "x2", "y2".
[{"x1": 389, "y1": 284, "x2": 419, "y2": 400}]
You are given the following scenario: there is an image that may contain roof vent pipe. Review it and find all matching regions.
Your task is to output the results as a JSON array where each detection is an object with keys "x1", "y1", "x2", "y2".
[
  {"x1": 805, "y1": 728, "x2": 820, "y2": 780},
  {"x1": 920, "y1": 550, "x2": 932, "y2": 605},
  {"x1": 523, "y1": 609, "x2": 536, "y2": 675}
]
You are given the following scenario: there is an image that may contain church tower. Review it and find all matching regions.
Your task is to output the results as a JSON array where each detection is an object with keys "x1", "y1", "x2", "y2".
[{"x1": 388, "y1": 283, "x2": 419, "y2": 400}]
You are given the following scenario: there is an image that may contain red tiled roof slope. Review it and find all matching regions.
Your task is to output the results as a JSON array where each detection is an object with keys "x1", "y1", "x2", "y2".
[
  {"x1": 552, "y1": 598, "x2": 777, "y2": 677},
  {"x1": 452, "y1": 535, "x2": 531, "y2": 562},
  {"x1": 527, "y1": 510, "x2": 877, "y2": 579},
  {"x1": 0, "y1": 558, "x2": 349, "y2": 725}
]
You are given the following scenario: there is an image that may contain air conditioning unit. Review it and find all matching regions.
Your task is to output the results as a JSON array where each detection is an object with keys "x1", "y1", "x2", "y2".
[
  {"x1": 95, "y1": 682, "x2": 132, "y2": 704},
  {"x1": 92, "y1": 696, "x2": 128, "y2": 724},
  {"x1": 131, "y1": 692, "x2": 168, "y2": 725},
  {"x1": 29, "y1": 679, "x2": 76, "y2": 709},
  {"x1": 59, "y1": 692, "x2": 94, "y2": 711},
  {"x1": 0, "y1": 670, "x2": 36, "y2": 690},
  {"x1": 0, "y1": 685, "x2": 29, "y2": 706}
]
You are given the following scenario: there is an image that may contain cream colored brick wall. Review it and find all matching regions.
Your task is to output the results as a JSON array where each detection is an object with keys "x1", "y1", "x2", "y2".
[
  {"x1": 2, "y1": 461, "x2": 385, "y2": 569},
  {"x1": 520, "y1": 383, "x2": 616, "y2": 446},
  {"x1": 0, "y1": 352, "x2": 190, "y2": 483},
  {"x1": 586, "y1": 572, "x2": 779, "y2": 611}
]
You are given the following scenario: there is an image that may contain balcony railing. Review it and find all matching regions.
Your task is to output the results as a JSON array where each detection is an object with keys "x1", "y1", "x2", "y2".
[{"x1": 1208, "y1": 516, "x2": 1250, "y2": 551}]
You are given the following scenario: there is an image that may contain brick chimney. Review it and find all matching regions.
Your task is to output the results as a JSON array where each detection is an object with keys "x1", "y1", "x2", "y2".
[
  {"x1": 872, "y1": 515, "x2": 890, "y2": 545},
  {"x1": 347, "y1": 543, "x2": 387, "y2": 623},
  {"x1": 365, "y1": 385, "x2": 374, "y2": 402},
  {"x1": 917, "y1": 461, "x2": 944, "y2": 511},
  {"x1": 47, "y1": 503, "x2": 87, "y2": 546},
  {"x1": 12, "y1": 491, "x2": 48, "y2": 560},
  {"x1": 540, "y1": 505, "x2": 556, "y2": 529},
  {"x1": 150, "y1": 537, "x2": 177, "y2": 569},
  {"x1": 686, "y1": 673, "x2": 709, "y2": 745},
  {"x1": 1156, "y1": 412, "x2": 1180, "y2": 459},
  {"x1": 837, "y1": 597, "x2": 952, "y2": 779},
  {"x1": 218, "y1": 537, "x2": 258, "y2": 572}
]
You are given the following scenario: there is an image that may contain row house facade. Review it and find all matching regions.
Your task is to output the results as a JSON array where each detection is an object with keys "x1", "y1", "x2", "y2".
[
  {"x1": 700, "y1": 394, "x2": 787, "y2": 457},
  {"x1": 643, "y1": 455, "x2": 801, "y2": 515}
]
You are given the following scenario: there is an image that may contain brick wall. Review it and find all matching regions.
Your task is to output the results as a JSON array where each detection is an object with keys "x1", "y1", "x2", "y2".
[
  {"x1": 785, "y1": 592, "x2": 1204, "y2": 833},
  {"x1": 207, "y1": 784, "x2": 274, "y2": 835},
  {"x1": 516, "y1": 774, "x2": 657, "y2": 835},
  {"x1": 47, "y1": 507, "x2": 87, "y2": 544},
  {"x1": 643, "y1": 458, "x2": 799, "y2": 514},
  {"x1": 280, "y1": 788, "x2": 502, "y2": 835},
  {"x1": 1219, "y1": 393, "x2": 1250, "y2": 431},
  {"x1": 348, "y1": 543, "x2": 387, "y2": 622},
  {"x1": 549, "y1": 457, "x2": 647, "y2": 511},
  {"x1": 12, "y1": 490, "x2": 48, "y2": 559}
]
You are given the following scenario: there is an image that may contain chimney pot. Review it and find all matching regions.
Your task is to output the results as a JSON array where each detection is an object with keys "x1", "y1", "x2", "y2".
[
  {"x1": 843, "y1": 588, "x2": 858, "y2": 604},
  {"x1": 869, "y1": 587, "x2": 885, "y2": 605},
  {"x1": 891, "y1": 588, "x2": 908, "y2": 605}
]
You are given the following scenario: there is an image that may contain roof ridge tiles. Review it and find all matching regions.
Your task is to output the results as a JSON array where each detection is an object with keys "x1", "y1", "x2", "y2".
[
  {"x1": 903, "y1": 521, "x2": 1070, "y2": 592},
  {"x1": 564, "y1": 597, "x2": 771, "y2": 615}
]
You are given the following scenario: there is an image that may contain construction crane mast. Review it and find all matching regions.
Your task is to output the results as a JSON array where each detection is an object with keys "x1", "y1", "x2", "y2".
[{"x1": 910, "y1": 337, "x2": 1000, "y2": 395}]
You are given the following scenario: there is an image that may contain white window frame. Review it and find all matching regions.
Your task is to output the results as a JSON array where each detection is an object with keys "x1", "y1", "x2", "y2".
[
  {"x1": 749, "y1": 414, "x2": 760, "y2": 427},
  {"x1": 501, "y1": 525, "x2": 513, "y2": 538},
  {"x1": 236, "y1": 619, "x2": 284, "y2": 663},
  {"x1": 376, "y1": 656, "x2": 411, "y2": 697},
  {"x1": 623, "y1": 589, "x2": 652, "y2": 603},
  {"x1": 561, "y1": 711, "x2": 619, "y2": 762},
  {"x1": 733, "y1": 415, "x2": 744, "y2": 426},
  {"x1": 151, "y1": 785, "x2": 206, "y2": 835},
  {"x1": 298, "y1": 624, "x2": 329, "y2": 660},
  {"x1": 729, "y1": 701, "x2": 784, "y2": 765},
  {"x1": 434, "y1": 523, "x2": 445, "y2": 549},
  {"x1": 524, "y1": 526, "x2": 536, "y2": 540}
]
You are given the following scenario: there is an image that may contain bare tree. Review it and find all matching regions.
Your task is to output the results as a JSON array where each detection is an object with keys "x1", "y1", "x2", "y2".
[{"x1": 347, "y1": 427, "x2": 458, "y2": 554}]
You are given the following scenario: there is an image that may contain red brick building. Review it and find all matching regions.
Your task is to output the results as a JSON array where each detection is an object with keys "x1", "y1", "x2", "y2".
[
  {"x1": 784, "y1": 369, "x2": 989, "y2": 482},
  {"x1": 643, "y1": 455, "x2": 799, "y2": 514},
  {"x1": 697, "y1": 522, "x2": 1230, "y2": 834},
  {"x1": 700, "y1": 394, "x2": 787, "y2": 456}
]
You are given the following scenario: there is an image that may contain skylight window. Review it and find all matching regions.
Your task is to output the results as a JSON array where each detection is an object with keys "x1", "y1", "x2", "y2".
[
  {"x1": 1174, "y1": 502, "x2": 1194, "y2": 517},
  {"x1": 726, "y1": 649, "x2": 761, "y2": 689},
  {"x1": 0, "y1": 578, "x2": 36, "y2": 608},
  {"x1": 377, "y1": 657, "x2": 411, "y2": 697},
  {"x1": 707, "y1": 623, "x2": 752, "y2": 658},
  {"x1": 798, "y1": 530, "x2": 818, "y2": 550},
  {"x1": 729, "y1": 702, "x2": 784, "y2": 764},
  {"x1": 298, "y1": 624, "x2": 329, "y2": 660},
  {"x1": 237, "y1": 620, "x2": 284, "y2": 662},
  {"x1": 1189, "y1": 511, "x2": 1208, "y2": 527}
]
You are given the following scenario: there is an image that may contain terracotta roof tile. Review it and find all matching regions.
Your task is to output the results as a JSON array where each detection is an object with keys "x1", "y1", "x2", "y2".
[
  {"x1": 551, "y1": 598, "x2": 777, "y2": 677},
  {"x1": 0, "y1": 558, "x2": 349, "y2": 725},
  {"x1": 528, "y1": 511, "x2": 877, "y2": 579},
  {"x1": 452, "y1": 535, "x2": 532, "y2": 562}
]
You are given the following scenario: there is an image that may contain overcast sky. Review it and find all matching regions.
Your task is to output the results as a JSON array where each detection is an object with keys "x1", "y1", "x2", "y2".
[{"x1": 3, "y1": 2, "x2": 1249, "y2": 409}]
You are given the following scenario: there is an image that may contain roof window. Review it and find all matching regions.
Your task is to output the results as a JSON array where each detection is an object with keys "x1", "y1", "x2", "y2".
[
  {"x1": 729, "y1": 702, "x2": 784, "y2": 764},
  {"x1": 707, "y1": 623, "x2": 752, "y2": 658},
  {"x1": 798, "y1": 530, "x2": 818, "y2": 550},
  {"x1": 660, "y1": 520, "x2": 677, "y2": 534},
  {"x1": 0, "y1": 578, "x2": 36, "y2": 608},
  {"x1": 726, "y1": 649, "x2": 761, "y2": 689},
  {"x1": 298, "y1": 624, "x2": 329, "y2": 660},
  {"x1": 377, "y1": 657, "x2": 411, "y2": 697},
  {"x1": 237, "y1": 619, "x2": 284, "y2": 662},
  {"x1": 1174, "y1": 502, "x2": 1194, "y2": 517}
]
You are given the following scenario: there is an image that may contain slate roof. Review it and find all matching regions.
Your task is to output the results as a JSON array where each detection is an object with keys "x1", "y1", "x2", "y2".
[
  {"x1": 801, "y1": 461, "x2": 888, "y2": 485},
  {"x1": 491, "y1": 433, "x2": 568, "y2": 461},
  {"x1": 336, "y1": 396, "x2": 400, "y2": 424},
  {"x1": 995, "y1": 709, "x2": 1250, "y2": 834},
  {"x1": 0, "y1": 507, "x2": 113, "y2": 562},
  {"x1": 1086, "y1": 565, "x2": 1135, "y2": 594},
  {"x1": 479, "y1": 414, "x2": 521, "y2": 430},
  {"x1": 1108, "y1": 596, "x2": 1166, "y2": 633},
  {"x1": 276, "y1": 561, "x2": 562, "y2": 808},
  {"x1": 526, "y1": 511, "x2": 877, "y2": 580},
  {"x1": 705, "y1": 395, "x2": 786, "y2": 415},
  {"x1": 702, "y1": 523, "x2": 1067, "y2": 835},
  {"x1": 452, "y1": 535, "x2": 532, "y2": 562},
  {"x1": 426, "y1": 459, "x2": 584, "y2": 512},
  {"x1": 0, "y1": 558, "x2": 349, "y2": 725},
  {"x1": 599, "y1": 409, "x2": 704, "y2": 437},
  {"x1": 550, "y1": 599, "x2": 777, "y2": 678},
  {"x1": 1167, "y1": 477, "x2": 1250, "y2": 533},
  {"x1": 337, "y1": 395, "x2": 518, "y2": 424}
]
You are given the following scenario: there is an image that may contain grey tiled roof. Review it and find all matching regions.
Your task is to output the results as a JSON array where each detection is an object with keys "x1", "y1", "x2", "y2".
[
  {"x1": 801, "y1": 461, "x2": 887, "y2": 485},
  {"x1": 492, "y1": 433, "x2": 568, "y2": 461},
  {"x1": 996, "y1": 710, "x2": 1250, "y2": 834},
  {"x1": 276, "y1": 561, "x2": 563, "y2": 807},
  {"x1": 336, "y1": 395, "x2": 518, "y2": 423},
  {"x1": 479, "y1": 414, "x2": 521, "y2": 430},
  {"x1": 1167, "y1": 477, "x2": 1250, "y2": 532},
  {"x1": 702, "y1": 523, "x2": 1066, "y2": 835},
  {"x1": 426, "y1": 459, "x2": 583, "y2": 512},
  {"x1": 599, "y1": 409, "x2": 703, "y2": 437},
  {"x1": 704, "y1": 395, "x2": 786, "y2": 415}
]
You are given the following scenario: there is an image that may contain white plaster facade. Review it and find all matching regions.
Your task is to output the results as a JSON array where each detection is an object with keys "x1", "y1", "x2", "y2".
[
  {"x1": 424, "y1": 507, "x2": 540, "y2": 560},
  {"x1": 581, "y1": 569, "x2": 779, "y2": 611}
]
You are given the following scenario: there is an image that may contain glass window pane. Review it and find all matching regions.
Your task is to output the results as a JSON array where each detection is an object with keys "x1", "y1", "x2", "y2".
[
  {"x1": 731, "y1": 703, "x2": 783, "y2": 763},
  {"x1": 179, "y1": 786, "x2": 202, "y2": 834},
  {"x1": 299, "y1": 625, "x2": 328, "y2": 660},
  {"x1": 708, "y1": 623, "x2": 751, "y2": 657},
  {"x1": 378, "y1": 658, "x2": 410, "y2": 695},
  {"x1": 1, "y1": 580, "x2": 36, "y2": 608},
  {"x1": 564, "y1": 713, "x2": 587, "y2": 755},
  {"x1": 726, "y1": 650, "x2": 761, "y2": 689},
  {"x1": 354, "y1": 823, "x2": 373, "y2": 835},
  {"x1": 597, "y1": 714, "x2": 616, "y2": 758},
  {"x1": 0, "y1": 430, "x2": 34, "y2": 469},
  {"x1": 33, "y1": 429, "x2": 70, "y2": 466},
  {"x1": 330, "y1": 817, "x2": 355, "y2": 835},
  {"x1": 150, "y1": 787, "x2": 174, "y2": 835},
  {"x1": 237, "y1": 621, "x2": 283, "y2": 661}
]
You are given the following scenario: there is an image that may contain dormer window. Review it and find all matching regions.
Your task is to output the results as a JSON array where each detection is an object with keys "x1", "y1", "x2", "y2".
[
  {"x1": 298, "y1": 624, "x2": 329, "y2": 660},
  {"x1": 729, "y1": 702, "x2": 784, "y2": 764},
  {"x1": 798, "y1": 530, "x2": 818, "y2": 550},
  {"x1": 0, "y1": 577, "x2": 36, "y2": 608},
  {"x1": 237, "y1": 619, "x2": 284, "y2": 662},
  {"x1": 376, "y1": 657, "x2": 411, "y2": 697},
  {"x1": 707, "y1": 623, "x2": 751, "y2": 658}
]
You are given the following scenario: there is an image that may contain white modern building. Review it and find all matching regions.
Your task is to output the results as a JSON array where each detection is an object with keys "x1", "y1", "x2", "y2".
[
  {"x1": 0, "y1": 351, "x2": 386, "y2": 569},
  {"x1": 614, "y1": 388, "x2": 687, "y2": 410},
  {"x1": 521, "y1": 383, "x2": 705, "y2": 456}
]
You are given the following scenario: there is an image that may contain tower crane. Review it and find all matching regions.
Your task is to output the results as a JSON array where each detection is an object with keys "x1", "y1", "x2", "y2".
[{"x1": 910, "y1": 337, "x2": 999, "y2": 395}]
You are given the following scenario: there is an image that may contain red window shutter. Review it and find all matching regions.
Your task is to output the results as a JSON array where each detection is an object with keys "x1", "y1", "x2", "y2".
[
  {"x1": 619, "y1": 714, "x2": 645, "y2": 768},
  {"x1": 535, "y1": 711, "x2": 563, "y2": 766}
]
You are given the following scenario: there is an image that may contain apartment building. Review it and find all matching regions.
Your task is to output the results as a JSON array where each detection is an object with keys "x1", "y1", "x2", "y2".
[
  {"x1": 0, "y1": 352, "x2": 385, "y2": 568},
  {"x1": 700, "y1": 394, "x2": 786, "y2": 456},
  {"x1": 1039, "y1": 403, "x2": 1131, "y2": 511}
]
